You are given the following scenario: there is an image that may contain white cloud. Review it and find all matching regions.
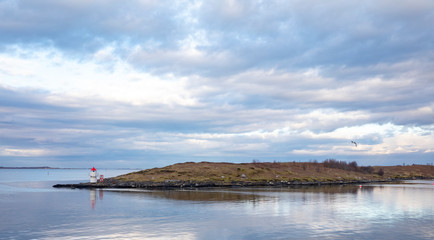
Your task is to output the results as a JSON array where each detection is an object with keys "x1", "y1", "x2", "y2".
[
  {"x1": 0, "y1": 49, "x2": 196, "y2": 106},
  {"x1": 0, "y1": 147, "x2": 54, "y2": 157},
  {"x1": 292, "y1": 123, "x2": 434, "y2": 156}
]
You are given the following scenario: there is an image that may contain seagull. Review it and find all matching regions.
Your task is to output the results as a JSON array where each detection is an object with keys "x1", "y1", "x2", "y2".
[{"x1": 351, "y1": 141, "x2": 358, "y2": 147}]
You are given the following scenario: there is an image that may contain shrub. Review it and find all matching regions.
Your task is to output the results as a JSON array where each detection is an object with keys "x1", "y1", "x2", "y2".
[
  {"x1": 323, "y1": 159, "x2": 373, "y2": 174},
  {"x1": 360, "y1": 166, "x2": 374, "y2": 174}
]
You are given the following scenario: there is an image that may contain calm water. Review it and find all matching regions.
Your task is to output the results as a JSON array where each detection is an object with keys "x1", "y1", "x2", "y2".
[{"x1": 0, "y1": 169, "x2": 433, "y2": 240}]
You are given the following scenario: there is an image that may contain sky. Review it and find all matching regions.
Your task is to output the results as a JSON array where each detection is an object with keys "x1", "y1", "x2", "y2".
[{"x1": 0, "y1": 0, "x2": 433, "y2": 168}]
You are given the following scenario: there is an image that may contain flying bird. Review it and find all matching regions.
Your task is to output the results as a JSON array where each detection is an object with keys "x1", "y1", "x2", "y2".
[{"x1": 351, "y1": 141, "x2": 358, "y2": 147}]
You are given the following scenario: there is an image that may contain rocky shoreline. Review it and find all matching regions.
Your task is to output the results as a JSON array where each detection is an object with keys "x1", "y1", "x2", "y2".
[{"x1": 52, "y1": 178, "x2": 415, "y2": 190}]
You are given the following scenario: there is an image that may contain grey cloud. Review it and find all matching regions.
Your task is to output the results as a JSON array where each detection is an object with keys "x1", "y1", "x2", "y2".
[
  {"x1": 0, "y1": 0, "x2": 188, "y2": 53},
  {"x1": 120, "y1": 0, "x2": 434, "y2": 78},
  {"x1": 188, "y1": 60, "x2": 434, "y2": 126},
  {"x1": 195, "y1": 0, "x2": 434, "y2": 72},
  {"x1": 2, "y1": 0, "x2": 433, "y2": 76},
  {"x1": 127, "y1": 49, "x2": 248, "y2": 77},
  {"x1": 1, "y1": 89, "x2": 432, "y2": 167}
]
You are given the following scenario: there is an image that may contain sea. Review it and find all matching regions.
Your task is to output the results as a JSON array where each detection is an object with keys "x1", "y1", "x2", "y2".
[{"x1": 0, "y1": 169, "x2": 433, "y2": 240}]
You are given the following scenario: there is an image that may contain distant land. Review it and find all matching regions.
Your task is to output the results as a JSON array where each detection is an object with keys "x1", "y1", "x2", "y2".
[
  {"x1": 0, "y1": 166, "x2": 61, "y2": 169},
  {"x1": 53, "y1": 161, "x2": 434, "y2": 189},
  {"x1": 0, "y1": 166, "x2": 140, "y2": 170}
]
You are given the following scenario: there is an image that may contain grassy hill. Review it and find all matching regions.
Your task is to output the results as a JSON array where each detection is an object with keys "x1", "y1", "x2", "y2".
[{"x1": 112, "y1": 161, "x2": 433, "y2": 184}]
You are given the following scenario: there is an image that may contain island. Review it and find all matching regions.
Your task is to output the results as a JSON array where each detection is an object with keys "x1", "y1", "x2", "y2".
[
  {"x1": 53, "y1": 161, "x2": 434, "y2": 189},
  {"x1": 0, "y1": 166, "x2": 58, "y2": 169}
]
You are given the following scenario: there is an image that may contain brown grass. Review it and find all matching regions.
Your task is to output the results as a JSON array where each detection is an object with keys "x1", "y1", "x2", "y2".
[{"x1": 113, "y1": 161, "x2": 434, "y2": 183}]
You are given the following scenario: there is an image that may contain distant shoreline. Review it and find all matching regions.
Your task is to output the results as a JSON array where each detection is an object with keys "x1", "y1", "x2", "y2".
[
  {"x1": 0, "y1": 167, "x2": 139, "y2": 170},
  {"x1": 0, "y1": 166, "x2": 62, "y2": 169}
]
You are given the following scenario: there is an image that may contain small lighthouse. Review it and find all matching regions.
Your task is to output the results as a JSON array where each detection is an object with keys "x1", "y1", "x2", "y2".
[{"x1": 90, "y1": 167, "x2": 98, "y2": 183}]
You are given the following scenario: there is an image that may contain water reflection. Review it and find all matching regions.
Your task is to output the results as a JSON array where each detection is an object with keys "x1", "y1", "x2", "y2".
[
  {"x1": 86, "y1": 182, "x2": 433, "y2": 239},
  {"x1": 89, "y1": 189, "x2": 104, "y2": 209},
  {"x1": 103, "y1": 185, "x2": 377, "y2": 204},
  {"x1": 105, "y1": 188, "x2": 268, "y2": 203},
  {"x1": 232, "y1": 184, "x2": 376, "y2": 194},
  {"x1": 1, "y1": 181, "x2": 432, "y2": 240}
]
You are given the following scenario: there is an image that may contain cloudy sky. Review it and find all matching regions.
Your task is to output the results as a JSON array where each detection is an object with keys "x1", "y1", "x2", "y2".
[{"x1": 0, "y1": 0, "x2": 433, "y2": 168}]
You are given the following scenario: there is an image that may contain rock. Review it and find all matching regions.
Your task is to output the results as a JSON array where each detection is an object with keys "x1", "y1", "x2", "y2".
[{"x1": 52, "y1": 177, "x2": 423, "y2": 190}]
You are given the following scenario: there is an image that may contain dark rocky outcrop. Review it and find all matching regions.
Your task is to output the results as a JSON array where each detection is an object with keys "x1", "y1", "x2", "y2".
[{"x1": 52, "y1": 178, "x2": 401, "y2": 190}]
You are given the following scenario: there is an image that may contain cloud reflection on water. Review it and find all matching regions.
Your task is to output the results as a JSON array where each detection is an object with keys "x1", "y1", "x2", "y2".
[{"x1": 1, "y1": 182, "x2": 432, "y2": 239}]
